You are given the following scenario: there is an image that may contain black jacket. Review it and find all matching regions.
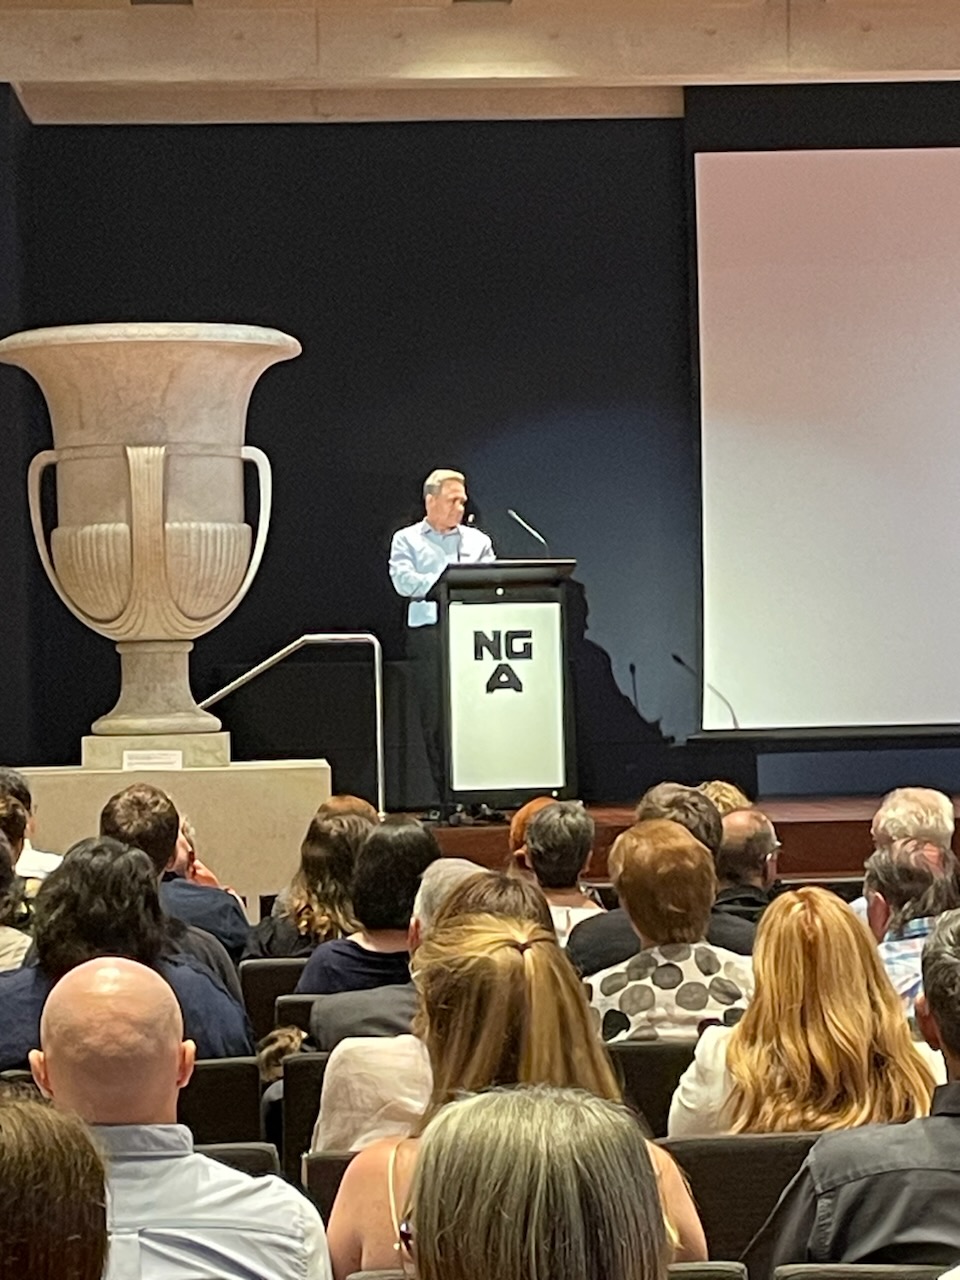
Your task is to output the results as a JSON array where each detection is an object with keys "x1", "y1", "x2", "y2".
[{"x1": 566, "y1": 904, "x2": 755, "y2": 978}]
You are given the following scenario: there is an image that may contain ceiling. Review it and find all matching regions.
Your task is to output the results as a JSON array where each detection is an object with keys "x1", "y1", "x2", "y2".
[{"x1": 1, "y1": 1, "x2": 959, "y2": 124}]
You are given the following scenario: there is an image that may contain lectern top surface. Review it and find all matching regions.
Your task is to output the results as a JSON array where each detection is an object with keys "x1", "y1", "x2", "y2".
[{"x1": 435, "y1": 559, "x2": 576, "y2": 588}]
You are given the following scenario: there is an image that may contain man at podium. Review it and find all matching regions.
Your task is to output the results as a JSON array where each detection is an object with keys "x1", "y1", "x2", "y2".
[{"x1": 389, "y1": 469, "x2": 495, "y2": 806}]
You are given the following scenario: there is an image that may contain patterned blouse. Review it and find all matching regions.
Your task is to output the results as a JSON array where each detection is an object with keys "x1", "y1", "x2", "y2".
[{"x1": 586, "y1": 941, "x2": 754, "y2": 1043}]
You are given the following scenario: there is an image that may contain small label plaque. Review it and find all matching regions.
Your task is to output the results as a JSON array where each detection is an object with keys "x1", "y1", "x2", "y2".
[{"x1": 121, "y1": 750, "x2": 184, "y2": 772}]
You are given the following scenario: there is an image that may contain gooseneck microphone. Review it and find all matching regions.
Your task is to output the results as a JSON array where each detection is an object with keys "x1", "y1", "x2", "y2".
[
  {"x1": 507, "y1": 508, "x2": 550, "y2": 554},
  {"x1": 671, "y1": 652, "x2": 741, "y2": 730}
]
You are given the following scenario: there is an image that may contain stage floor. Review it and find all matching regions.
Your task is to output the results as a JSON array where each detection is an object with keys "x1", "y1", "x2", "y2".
[{"x1": 418, "y1": 795, "x2": 902, "y2": 884}]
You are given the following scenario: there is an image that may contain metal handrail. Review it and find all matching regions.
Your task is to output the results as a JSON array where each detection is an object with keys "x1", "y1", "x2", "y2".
[{"x1": 200, "y1": 632, "x2": 386, "y2": 817}]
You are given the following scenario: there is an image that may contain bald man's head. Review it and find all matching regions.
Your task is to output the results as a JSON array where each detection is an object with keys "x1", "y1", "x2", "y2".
[
  {"x1": 30, "y1": 958, "x2": 194, "y2": 1126},
  {"x1": 717, "y1": 809, "x2": 779, "y2": 889}
]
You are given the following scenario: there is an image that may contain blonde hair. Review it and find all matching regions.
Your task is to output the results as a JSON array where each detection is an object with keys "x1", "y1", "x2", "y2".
[
  {"x1": 872, "y1": 787, "x2": 955, "y2": 852},
  {"x1": 410, "y1": 1086, "x2": 668, "y2": 1280},
  {"x1": 698, "y1": 780, "x2": 752, "y2": 817},
  {"x1": 423, "y1": 469, "x2": 465, "y2": 499},
  {"x1": 725, "y1": 887, "x2": 935, "y2": 1133},
  {"x1": 411, "y1": 914, "x2": 620, "y2": 1127},
  {"x1": 614, "y1": 820, "x2": 716, "y2": 945}
]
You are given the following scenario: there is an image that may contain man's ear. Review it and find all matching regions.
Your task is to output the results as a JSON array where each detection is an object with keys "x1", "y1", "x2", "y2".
[
  {"x1": 915, "y1": 994, "x2": 941, "y2": 1052},
  {"x1": 177, "y1": 1040, "x2": 197, "y2": 1091},
  {"x1": 514, "y1": 847, "x2": 533, "y2": 877},
  {"x1": 866, "y1": 891, "x2": 891, "y2": 942},
  {"x1": 29, "y1": 1048, "x2": 52, "y2": 1099}
]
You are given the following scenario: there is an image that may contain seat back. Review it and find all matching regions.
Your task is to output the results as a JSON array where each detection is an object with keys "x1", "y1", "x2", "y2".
[
  {"x1": 671, "y1": 1266, "x2": 748, "y2": 1280},
  {"x1": 608, "y1": 1039, "x2": 697, "y2": 1137},
  {"x1": 240, "y1": 958, "x2": 308, "y2": 1041},
  {"x1": 276, "y1": 993, "x2": 319, "y2": 1033},
  {"x1": 774, "y1": 1268, "x2": 945, "y2": 1280},
  {"x1": 660, "y1": 1132, "x2": 818, "y2": 1261},
  {"x1": 282, "y1": 1050, "x2": 331, "y2": 1181},
  {"x1": 178, "y1": 1057, "x2": 263, "y2": 1144},
  {"x1": 196, "y1": 1141, "x2": 281, "y2": 1176},
  {"x1": 304, "y1": 1150, "x2": 357, "y2": 1223}
]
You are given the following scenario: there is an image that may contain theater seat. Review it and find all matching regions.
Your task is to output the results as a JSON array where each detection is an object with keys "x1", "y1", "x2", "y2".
[
  {"x1": 282, "y1": 1051, "x2": 331, "y2": 1181},
  {"x1": 178, "y1": 1056, "x2": 263, "y2": 1144},
  {"x1": 659, "y1": 1132, "x2": 818, "y2": 1261},
  {"x1": 275, "y1": 993, "x2": 319, "y2": 1033},
  {"x1": 775, "y1": 1268, "x2": 944, "y2": 1280},
  {"x1": 239, "y1": 958, "x2": 308, "y2": 1041},
  {"x1": 608, "y1": 1039, "x2": 697, "y2": 1137},
  {"x1": 304, "y1": 1150, "x2": 356, "y2": 1223},
  {"x1": 344, "y1": 1267, "x2": 748, "y2": 1280},
  {"x1": 197, "y1": 1141, "x2": 281, "y2": 1176}
]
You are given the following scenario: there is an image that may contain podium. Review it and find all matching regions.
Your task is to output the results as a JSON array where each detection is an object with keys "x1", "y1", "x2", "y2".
[{"x1": 430, "y1": 559, "x2": 578, "y2": 807}]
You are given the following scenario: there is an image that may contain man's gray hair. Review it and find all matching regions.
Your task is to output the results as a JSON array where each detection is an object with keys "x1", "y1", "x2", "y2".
[
  {"x1": 525, "y1": 801, "x2": 595, "y2": 890},
  {"x1": 922, "y1": 908, "x2": 960, "y2": 1056},
  {"x1": 412, "y1": 857, "x2": 479, "y2": 931},
  {"x1": 872, "y1": 787, "x2": 955, "y2": 852},
  {"x1": 423, "y1": 469, "x2": 464, "y2": 499},
  {"x1": 864, "y1": 839, "x2": 960, "y2": 938}
]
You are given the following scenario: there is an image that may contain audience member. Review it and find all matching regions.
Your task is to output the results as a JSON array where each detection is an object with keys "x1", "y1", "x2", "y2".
[
  {"x1": 713, "y1": 808, "x2": 779, "y2": 928},
  {"x1": 311, "y1": 868, "x2": 551, "y2": 1149},
  {"x1": 325, "y1": 913, "x2": 707, "y2": 1278},
  {"x1": 521, "y1": 801, "x2": 604, "y2": 945},
  {"x1": 101, "y1": 783, "x2": 251, "y2": 963},
  {"x1": 698, "y1": 778, "x2": 753, "y2": 816},
  {"x1": 271, "y1": 796, "x2": 382, "y2": 919},
  {"x1": 567, "y1": 781, "x2": 755, "y2": 976},
  {"x1": 0, "y1": 767, "x2": 61, "y2": 882},
  {"x1": 509, "y1": 795, "x2": 556, "y2": 871},
  {"x1": 668, "y1": 887, "x2": 935, "y2": 1136},
  {"x1": 407, "y1": 1086, "x2": 668, "y2": 1280},
  {"x1": 308, "y1": 857, "x2": 478, "y2": 1051},
  {"x1": 865, "y1": 836, "x2": 960, "y2": 1014},
  {"x1": 0, "y1": 1095, "x2": 108, "y2": 1280},
  {"x1": 587, "y1": 819, "x2": 754, "y2": 1042},
  {"x1": 0, "y1": 833, "x2": 29, "y2": 973},
  {"x1": 30, "y1": 957, "x2": 331, "y2": 1279},
  {"x1": 0, "y1": 794, "x2": 38, "y2": 924},
  {"x1": 296, "y1": 818, "x2": 440, "y2": 996},
  {"x1": 744, "y1": 907, "x2": 960, "y2": 1276},
  {"x1": 0, "y1": 839, "x2": 252, "y2": 1068},
  {"x1": 245, "y1": 813, "x2": 372, "y2": 960}
]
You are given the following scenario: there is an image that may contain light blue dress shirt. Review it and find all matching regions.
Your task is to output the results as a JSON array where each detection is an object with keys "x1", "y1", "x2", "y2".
[
  {"x1": 389, "y1": 518, "x2": 495, "y2": 627},
  {"x1": 98, "y1": 1124, "x2": 332, "y2": 1280}
]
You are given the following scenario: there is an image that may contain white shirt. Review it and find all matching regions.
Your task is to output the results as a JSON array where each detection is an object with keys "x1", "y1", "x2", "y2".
[
  {"x1": 14, "y1": 841, "x2": 62, "y2": 880},
  {"x1": 589, "y1": 942, "x2": 754, "y2": 1044},
  {"x1": 388, "y1": 519, "x2": 495, "y2": 627},
  {"x1": 667, "y1": 1023, "x2": 947, "y2": 1138},
  {"x1": 311, "y1": 1034, "x2": 432, "y2": 1153},
  {"x1": 97, "y1": 1124, "x2": 332, "y2": 1280},
  {"x1": 0, "y1": 926, "x2": 30, "y2": 973},
  {"x1": 549, "y1": 901, "x2": 604, "y2": 948}
]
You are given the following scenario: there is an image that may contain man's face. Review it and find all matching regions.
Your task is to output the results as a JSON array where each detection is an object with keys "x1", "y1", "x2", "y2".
[{"x1": 426, "y1": 480, "x2": 467, "y2": 532}]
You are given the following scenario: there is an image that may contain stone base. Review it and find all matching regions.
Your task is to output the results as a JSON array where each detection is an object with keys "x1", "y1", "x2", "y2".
[
  {"x1": 81, "y1": 732, "x2": 232, "y2": 770},
  {"x1": 20, "y1": 758, "x2": 331, "y2": 919}
]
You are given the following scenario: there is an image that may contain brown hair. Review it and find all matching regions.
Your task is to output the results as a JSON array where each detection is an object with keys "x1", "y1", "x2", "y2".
[
  {"x1": 0, "y1": 1096, "x2": 108, "y2": 1280},
  {"x1": 432, "y1": 870, "x2": 554, "y2": 933},
  {"x1": 635, "y1": 782, "x2": 722, "y2": 858},
  {"x1": 100, "y1": 783, "x2": 179, "y2": 876},
  {"x1": 0, "y1": 832, "x2": 23, "y2": 930},
  {"x1": 508, "y1": 796, "x2": 556, "y2": 854},
  {"x1": 287, "y1": 813, "x2": 370, "y2": 941},
  {"x1": 0, "y1": 795, "x2": 28, "y2": 855},
  {"x1": 316, "y1": 794, "x2": 379, "y2": 823},
  {"x1": 614, "y1": 820, "x2": 716, "y2": 945},
  {"x1": 411, "y1": 913, "x2": 620, "y2": 1128},
  {"x1": 725, "y1": 887, "x2": 934, "y2": 1132},
  {"x1": 698, "y1": 780, "x2": 752, "y2": 817}
]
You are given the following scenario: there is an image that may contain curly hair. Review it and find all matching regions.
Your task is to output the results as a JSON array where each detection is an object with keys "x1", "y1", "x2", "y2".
[
  {"x1": 33, "y1": 838, "x2": 168, "y2": 981},
  {"x1": 0, "y1": 832, "x2": 23, "y2": 930},
  {"x1": 286, "y1": 813, "x2": 370, "y2": 942}
]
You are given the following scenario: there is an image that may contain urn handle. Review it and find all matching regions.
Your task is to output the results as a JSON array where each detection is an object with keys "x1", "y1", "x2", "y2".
[
  {"x1": 229, "y1": 445, "x2": 273, "y2": 614},
  {"x1": 27, "y1": 449, "x2": 110, "y2": 633}
]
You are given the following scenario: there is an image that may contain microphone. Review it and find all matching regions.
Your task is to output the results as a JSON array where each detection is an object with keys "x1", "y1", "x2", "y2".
[
  {"x1": 671, "y1": 652, "x2": 740, "y2": 730},
  {"x1": 507, "y1": 508, "x2": 550, "y2": 554},
  {"x1": 628, "y1": 662, "x2": 639, "y2": 712}
]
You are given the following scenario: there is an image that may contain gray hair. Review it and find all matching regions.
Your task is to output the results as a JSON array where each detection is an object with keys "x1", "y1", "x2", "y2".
[
  {"x1": 525, "y1": 801, "x2": 595, "y2": 890},
  {"x1": 864, "y1": 839, "x2": 960, "y2": 938},
  {"x1": 409, "y1": 1085, "x2": 667, "y2": 1280},
  {"x1": 872, "y1": 787, "x2": 955, "y2": 852},
  {"x1": 412, "y1": 858, "x2": 480, "y2": 931},
  {"x1": 423, "y1": 469, "x2": 464, "y2": 499},
  {"x1": 922, "y1": 908, "x2": 960, "y2": 1056}
]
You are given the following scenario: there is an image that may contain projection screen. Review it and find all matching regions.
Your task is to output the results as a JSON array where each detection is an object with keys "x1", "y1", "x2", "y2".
[{"x1": 696, "y1": 147, "x2": 960, "y2": 731}]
